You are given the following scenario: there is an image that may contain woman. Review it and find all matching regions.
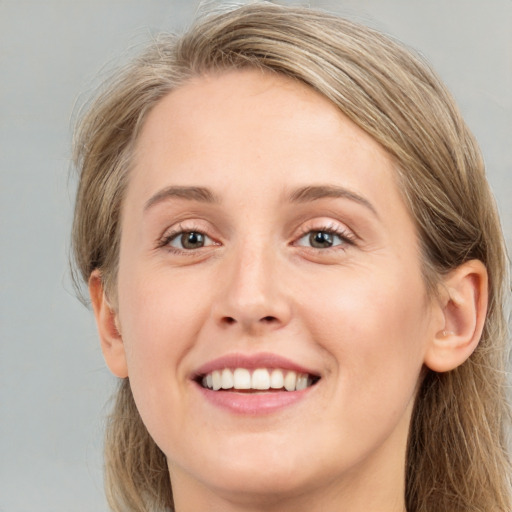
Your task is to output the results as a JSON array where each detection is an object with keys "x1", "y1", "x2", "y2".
[{"x1": 71, "y1": 3, "x2": 511, "y2": 511}]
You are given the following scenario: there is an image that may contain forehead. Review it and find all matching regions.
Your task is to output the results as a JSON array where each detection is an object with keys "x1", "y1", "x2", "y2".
[{"x1": 130, "y1": 69, "x2": 400, "y2": 203}]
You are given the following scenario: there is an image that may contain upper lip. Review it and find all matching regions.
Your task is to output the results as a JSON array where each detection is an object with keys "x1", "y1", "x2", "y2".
[{"x1": 192, "y1": 352, "x2": 320, "y2": 379}]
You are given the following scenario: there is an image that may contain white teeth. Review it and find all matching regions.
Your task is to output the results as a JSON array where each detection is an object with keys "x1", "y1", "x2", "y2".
[
  {"x1": 251, "y1": 368, "x2": 270, "y2": 390},
  {"x1": 200, "y1": 368, "x2": 315, "y2": 392},
  {"x1": 221, "y1": 368, "x2": 234, "y2": 389},
  {"x1": 270, "y1": 369, "x2": 284, "y2": 389},
  {"x1": 284, "y1": 371, "x2": 297, "y2": 391},
  {"x1": 212, "y1": 370, "x2": 222, "y2": 391},
  {"x1": 233, "y1": 368, "x2": 251, "y2": 389}
]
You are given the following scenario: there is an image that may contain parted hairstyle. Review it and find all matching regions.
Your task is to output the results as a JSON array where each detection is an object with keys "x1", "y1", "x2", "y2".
[{"x1": 71, "y1": 3, "x2": 511, "y2": 511}]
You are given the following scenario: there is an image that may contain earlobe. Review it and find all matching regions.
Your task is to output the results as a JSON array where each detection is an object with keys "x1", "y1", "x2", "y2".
[
  {"x1": 88, "y1": 270, "x2": 128, "y2": 378},
  {"x1": 424, "y1": 260, "x2": 488, "y2": 373}
]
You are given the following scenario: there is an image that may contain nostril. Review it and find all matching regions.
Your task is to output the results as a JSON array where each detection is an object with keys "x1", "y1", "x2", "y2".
[{"x1": 221, "y1": 315, "x2": 277, "y2": 326}]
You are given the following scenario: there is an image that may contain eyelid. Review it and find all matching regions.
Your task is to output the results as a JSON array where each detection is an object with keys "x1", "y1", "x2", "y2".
[
  {"x1": 295, "y1": 219, "x2": 356, "y2": 239},
  {"x1": 292, "y1": 220, "x2": 357, "y2": 250},
  {"x1": 155, "y1": 218, "x2": 357, "y2": 254},
  {"x1": 156, "y1": 221, "x2": 220, "y2": 253}
]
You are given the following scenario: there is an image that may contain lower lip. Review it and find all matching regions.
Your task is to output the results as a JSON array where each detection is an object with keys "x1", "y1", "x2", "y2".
[{"x1": 195, "y1": 383, "x2": 314, "y2": 414}]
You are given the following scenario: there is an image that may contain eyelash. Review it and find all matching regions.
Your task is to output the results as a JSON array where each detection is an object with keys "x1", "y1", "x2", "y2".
[
  {"x1": 157, "y1": 222, "x2": 356, "y2": 255},
  {"x1": 157, "y1": 224, "x2": 216, "y2": 255},
  {"x1": 293, "y1": 224, "x2": 356, "y2": 251}
]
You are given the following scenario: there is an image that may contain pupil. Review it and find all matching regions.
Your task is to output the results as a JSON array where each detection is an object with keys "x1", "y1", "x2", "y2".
[
  {"x1": 182, "y1": 232, "x2": 204, "y2": 249},
  {"x1": 310, "y1": 231, "x2": 333, "y2": 248}
]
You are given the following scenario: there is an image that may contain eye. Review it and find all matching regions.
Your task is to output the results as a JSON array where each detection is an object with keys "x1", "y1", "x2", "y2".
[
  {"x1": 166, "y1": 230, "x2": 215, "y2": 250},
  {"x1": 296, "y1": 229, "x2": 351, "y2": 249}
]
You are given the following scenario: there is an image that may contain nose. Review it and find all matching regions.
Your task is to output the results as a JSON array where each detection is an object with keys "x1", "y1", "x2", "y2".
[{"x1": 212, "y1": 243, "x2": 293, "y2": 335}]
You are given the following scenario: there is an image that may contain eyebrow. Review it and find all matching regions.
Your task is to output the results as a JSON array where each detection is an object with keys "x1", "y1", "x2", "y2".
[
  {"x1": 144, "y1": 183, "x2": 378, "y2": 217},
  {"x1": 289, "y1": 185, "x2": 378, "y2": 217},
  {"x1": 144, "y1": 186, "x2": 220, "y2": 212}
]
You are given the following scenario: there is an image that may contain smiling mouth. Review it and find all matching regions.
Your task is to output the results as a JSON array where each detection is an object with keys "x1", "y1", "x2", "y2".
[{"x1": 198, "y1": 368, "x2": 320, "y2": 392}]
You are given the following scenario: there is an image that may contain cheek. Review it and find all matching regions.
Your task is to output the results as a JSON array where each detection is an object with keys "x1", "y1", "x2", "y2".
[
  {"x1": 119, "y1": 267, "x2": 205, "y2": 352},
  {"x1": 303, "y1": 267, "x2": 428, "y2": 413},
  {"x1": 115, "y1": 269, "x2": 209, "y2": 420}
]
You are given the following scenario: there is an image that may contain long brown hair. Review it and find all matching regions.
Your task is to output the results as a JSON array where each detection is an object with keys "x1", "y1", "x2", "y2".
[{"x1": 72, "y1": 3, "x2": 511, "y2": 511}]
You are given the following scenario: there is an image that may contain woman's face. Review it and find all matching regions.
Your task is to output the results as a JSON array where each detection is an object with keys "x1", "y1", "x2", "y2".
[{"x1": 112, "y1": 70, "x2": 442, "y2": 507}]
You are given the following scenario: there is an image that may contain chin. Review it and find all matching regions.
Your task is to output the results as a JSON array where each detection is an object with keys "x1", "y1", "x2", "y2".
[
  {"x1": 204, "y1": 465, "x2": 315, "y2": 507},
  {"x1": 189, "y1": 436, "x2": 331, "y2": 502}
]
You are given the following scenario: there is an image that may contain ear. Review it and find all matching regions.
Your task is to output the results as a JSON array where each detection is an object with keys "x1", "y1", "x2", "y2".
[
  {"x1": 88, "y1": 270, "x2": 128, "y2": 378},
  {"x1": 424, "y1": 260, "x2": 488, "y2": 373}
]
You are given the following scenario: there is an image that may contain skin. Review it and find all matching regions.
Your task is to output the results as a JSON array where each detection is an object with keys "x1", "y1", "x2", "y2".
[{"x1": 90, "y1": 69, "x2": 487, "y2": 512}]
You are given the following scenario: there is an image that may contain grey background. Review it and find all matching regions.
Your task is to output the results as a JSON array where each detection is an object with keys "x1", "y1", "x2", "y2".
[{"x1": 1, "y1": 1, "x2": 510, "y2": 510}]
